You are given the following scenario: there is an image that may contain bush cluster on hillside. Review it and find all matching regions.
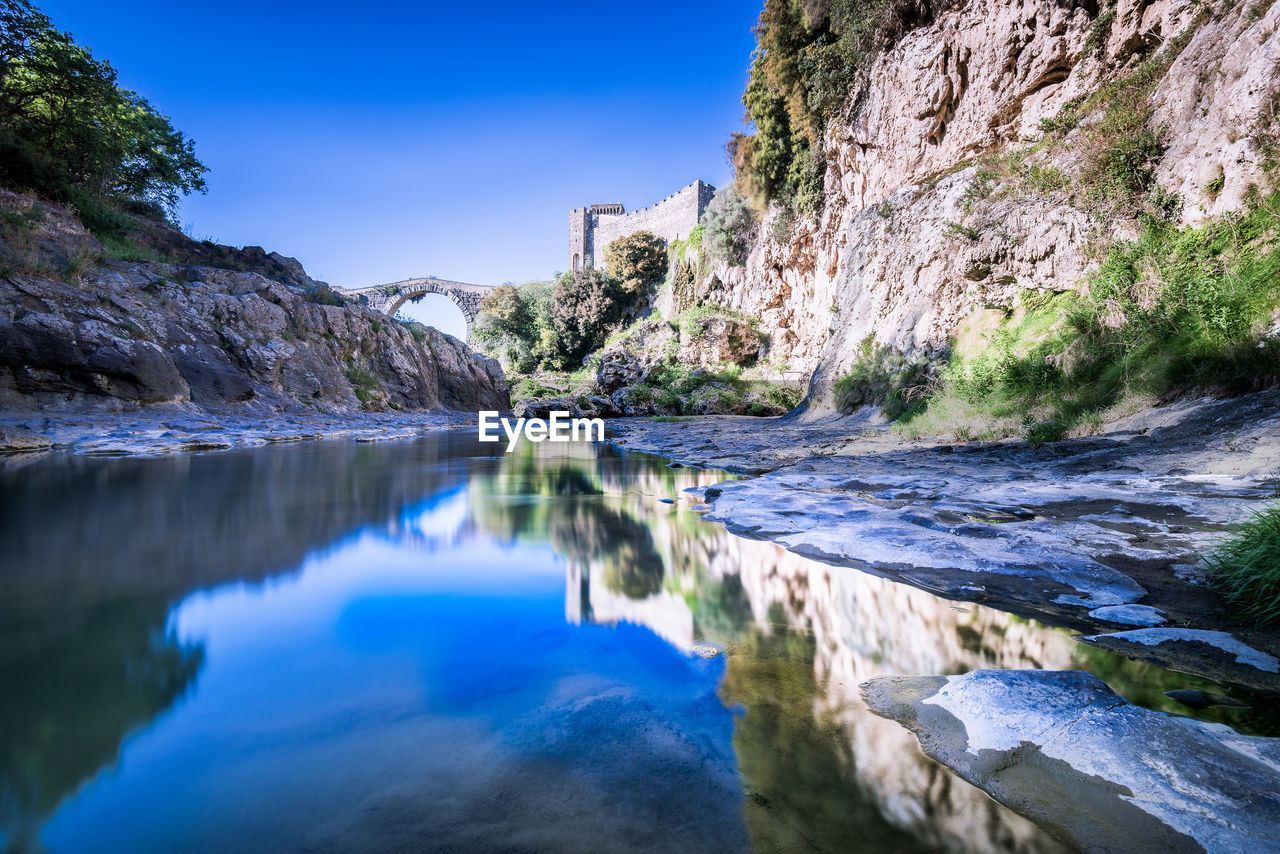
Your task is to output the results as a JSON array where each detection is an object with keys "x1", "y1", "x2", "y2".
[
  {"x1": 472, "y1": 281, "x2": 554, "y2": 372},
  {"x1": 603, "y1": 230, "x2": 667, "y2": 295},
  {"x1": 0, "y1": 1, "x2": 207, "y2": 234},
  {"x1": 476, "y1": 232, "x2": 670, "y2": 371}
]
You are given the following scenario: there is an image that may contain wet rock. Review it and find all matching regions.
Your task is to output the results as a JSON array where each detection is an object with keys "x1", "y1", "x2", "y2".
[
  {"x1": 1088, "y1": 604, "x2": 1167, "y2": 627},
  {"x1": 0, "y1": 425, "x2": 52, "y2": 452},
  {"x1": 862, "y1": 669, "x2": 1280, "y2": 853},
  {"x1": 1080, "y1": 628, "x2": 1280, "y2": 694},
  {"x1": 606, "y1": 392, "x2": 1280, "y2": 687}
]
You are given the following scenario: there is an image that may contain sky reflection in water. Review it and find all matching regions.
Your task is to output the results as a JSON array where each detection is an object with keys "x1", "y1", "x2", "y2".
[{"x1": 1, "y1": 433, "x2": 1244, "y2": 853}]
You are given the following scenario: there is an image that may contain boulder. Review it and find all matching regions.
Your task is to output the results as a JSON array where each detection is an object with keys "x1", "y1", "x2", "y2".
[
  {"x1": 862, "y1": 669, "x2": 1280, "y2": 853},
  {"x1": 0, "y1": 425, "x2": 52, "y2": 452},
  {"x1": 678, "y1": 317, "x2": 760, "y2": 369},
  {"x1": 687, "y1": 382, "x2": 742, "y2": 415},
  {"x1": 595, "y1": 348, "x2": 649, "y2": 394},
  {"x1": 515, "y1": 395, "x2": 622, "y2": 420},
  {"x1": 608, "y1": 386, "x2": 659, "y2": 417}
]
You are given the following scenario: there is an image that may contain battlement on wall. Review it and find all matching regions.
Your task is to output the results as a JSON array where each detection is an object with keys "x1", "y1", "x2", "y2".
[{"x1": 568, "y1": 180, "x2": 715, "y2": 272}]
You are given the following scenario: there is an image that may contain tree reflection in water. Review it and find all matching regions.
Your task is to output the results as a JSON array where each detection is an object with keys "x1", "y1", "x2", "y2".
[{"x1": 0, "y1": 598, "x2": 202, "y2": 854}]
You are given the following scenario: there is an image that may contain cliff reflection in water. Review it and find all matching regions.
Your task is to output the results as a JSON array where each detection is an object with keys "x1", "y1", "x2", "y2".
[
  {"x1": 473, "y1": 442, "x2": 1074, "y2": 854},
  {"x1": 1, "y1": 435, "x2": 1229, "y2": 853}
]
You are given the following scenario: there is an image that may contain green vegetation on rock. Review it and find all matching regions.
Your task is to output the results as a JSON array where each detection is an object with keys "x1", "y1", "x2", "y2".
[
  {"x1": 731, "y1": 0, "x2": 945, "y2": 215},
  {"x1": 833, "y1": 335, "x2": 931, "y2": 420},
  {"x1": 0, "y1": 1, "x2": 207, "y2": 236},
  {"x1": 701, "y1": 186, "x2": 756, "y2": 265},
  {"x1": 847, "y1": 192, "x2": 1280, "y2": 443},
  {"x1": 1207, "y1": 504, "x2": 1280, "y2": 625}
]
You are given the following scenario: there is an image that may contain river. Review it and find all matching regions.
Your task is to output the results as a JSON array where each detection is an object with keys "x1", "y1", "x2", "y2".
[{"x1": 0, "y1": 433, "x2": 1271, "y2": 853}]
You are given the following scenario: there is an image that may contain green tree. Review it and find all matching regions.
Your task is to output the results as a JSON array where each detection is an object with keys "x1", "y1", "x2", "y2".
[
  {"x1": 0, "y1": 0, "x2": 207, "y2": 220},
  {"x1": 550, "y1": 267, "x2": 627, "y2": 365},
  {"x1": 478, "y1": 284, "x2": 534, "y2": 340},
  {"x1": 602, "y1": 230, "x2": 667, "y2": 296}
]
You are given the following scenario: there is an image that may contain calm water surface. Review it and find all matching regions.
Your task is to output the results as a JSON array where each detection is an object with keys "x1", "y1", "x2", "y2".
[{"x1": 0, "y1": 434, "x2": 1266, "y2": 853}]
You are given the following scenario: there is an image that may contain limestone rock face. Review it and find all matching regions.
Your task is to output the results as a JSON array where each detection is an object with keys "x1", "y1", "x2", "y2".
[
  {"x1": 0, "y1": 192, "x2": 508, "y2": 415},
  {"x1": 677, "y1": 316, "x2": 760, "y2": 369},
  {"x1": 688, "y1": 0, "x2": 1280, "y2": 416}
]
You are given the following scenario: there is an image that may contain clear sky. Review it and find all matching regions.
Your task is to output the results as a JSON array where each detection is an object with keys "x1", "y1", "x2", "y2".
[{"x1": 39, "y1": 1, "x2": 760, "y2": 337}]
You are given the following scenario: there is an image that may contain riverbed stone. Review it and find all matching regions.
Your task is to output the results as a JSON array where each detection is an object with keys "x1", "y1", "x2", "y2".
[
  {"x1": 862, "y1": 669, "x2": 1280, "y2": 853},
  {"x1": 1088, "y1": 604, "x2": 1168, "y2": 627},
  {"x1": 0, "y1": 424, "x2": 52, "y2": 452},
  {"x1": 1081, "y1": 628, "x2": 1280, "y2": 683}
]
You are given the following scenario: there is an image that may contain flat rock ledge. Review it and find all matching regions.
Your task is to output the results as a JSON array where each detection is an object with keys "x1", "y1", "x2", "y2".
[
  {"x1": 0, "y1": 410, "x2": 478, "y2": 461},
  {"x1": 861, "y1": 670, "x2": 1280, "y2": 854}
]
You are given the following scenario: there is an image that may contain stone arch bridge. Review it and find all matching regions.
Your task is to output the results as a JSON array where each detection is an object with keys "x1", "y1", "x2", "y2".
[{"x1": 338, "y1": 277, "x2": 497, "y2": 340}]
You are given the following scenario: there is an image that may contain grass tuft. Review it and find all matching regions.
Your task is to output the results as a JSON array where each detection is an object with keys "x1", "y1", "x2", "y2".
[{"x1": 1207, "y1": 504, "x2": 1280, "y2": 624}]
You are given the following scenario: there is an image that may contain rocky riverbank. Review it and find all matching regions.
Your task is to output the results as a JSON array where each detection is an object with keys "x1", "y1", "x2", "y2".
[
  {"x1": 0, "y1": 189, "x2": 509, "y2": 419},
  {"x1": 0, "y1": 409, "x2": 479, "y2": 460},
  {"x1": 608, "y1": 391, "x2": 1280, "y2": 850}
]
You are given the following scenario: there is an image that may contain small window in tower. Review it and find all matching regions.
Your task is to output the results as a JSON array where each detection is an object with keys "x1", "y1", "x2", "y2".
[{"x1": 573, "y1": 253, "x2": 580, "y2": 272}]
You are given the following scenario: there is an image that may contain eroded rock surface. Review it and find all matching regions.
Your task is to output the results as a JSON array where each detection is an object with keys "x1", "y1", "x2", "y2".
[
  {"x1": 862, "y1": 670, "x2": 1280, "y2": 853},
  {"x1": 0, "y1": 190, "x2": 508, "y2": 418},
  {"x1": 679, "y1": 0, "x2": 1280, "y2": 415}
]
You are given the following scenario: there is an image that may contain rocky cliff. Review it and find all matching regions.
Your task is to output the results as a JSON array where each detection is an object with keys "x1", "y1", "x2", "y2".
[
  {"x1": 685, "y1": 0, "x2": 1280, "y2": 416},
  {"x1": 0, "y1": 189, "x2": 508, "y2": 415}
]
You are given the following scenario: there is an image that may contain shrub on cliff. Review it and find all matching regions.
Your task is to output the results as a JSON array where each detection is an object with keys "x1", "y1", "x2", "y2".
[
  {"x1": 0, "y1": 1, "x2": 207, "y2": 228},
  {"x1": 732, "y1": 0, "x2": 948, "y2": 215},
  {"x1": 702, "y1": 187, "x2": 755, "y2": 265},
  {"x1": 834, "y1": 337, "x2": 932, "y2": 420},
  {"x1": 550, "y1": 268, "x2": 629, "y2": 366},
  {"x1": 603, "y1": 231, "x2": 667, "y2": 296}
]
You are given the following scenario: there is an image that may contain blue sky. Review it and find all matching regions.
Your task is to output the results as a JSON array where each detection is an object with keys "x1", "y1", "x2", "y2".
[{"x1": 40, "y1": 1, "x2": 759, "y2": 336}]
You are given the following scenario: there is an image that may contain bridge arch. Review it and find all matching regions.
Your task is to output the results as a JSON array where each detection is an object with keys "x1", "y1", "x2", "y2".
[{"x1": 338, "y1": 277, "x2": 496, "y2": 342}]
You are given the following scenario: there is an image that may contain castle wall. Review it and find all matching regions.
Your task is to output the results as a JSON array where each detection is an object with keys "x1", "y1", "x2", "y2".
[{"x1": 569, "y1": 180, "x2": 715, "y2": 269}]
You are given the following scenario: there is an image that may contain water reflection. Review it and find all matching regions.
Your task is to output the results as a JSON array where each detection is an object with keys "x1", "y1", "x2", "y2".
[{"x1": 0, "y1": 435, "x2": 1262, "y2": 853}]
